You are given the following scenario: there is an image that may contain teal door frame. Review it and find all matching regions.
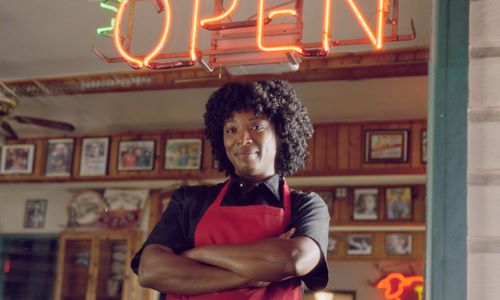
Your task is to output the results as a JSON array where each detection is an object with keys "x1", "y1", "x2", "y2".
[{"x1": 426, "y1": 0, "x2": 468, "y2": 299}]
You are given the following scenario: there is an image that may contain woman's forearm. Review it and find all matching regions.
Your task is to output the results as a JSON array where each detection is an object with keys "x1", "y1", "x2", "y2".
[
  {"x1": 182, "y1": 236, "x2": 321, "y2": 282},
  {"x1": 138, "y1": 244, "x2": 256, "y2": 295}
]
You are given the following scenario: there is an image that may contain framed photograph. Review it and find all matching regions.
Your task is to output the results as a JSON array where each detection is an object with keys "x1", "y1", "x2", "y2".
[
  {"x1": 164, "y1": 138, "x2": 202, "y2": 170},
  {"x1": 24, "y1": 199, "x2": 47, "y2": 228},
  {"x1": 304, "y1": 290, "x2": 356, "y2": 300},
  {"x1": 117, "y1": 140, "x2": 155, "y2": 171},
  {"x1": 79, "y1": 137, "x2": 109, "y2": 176},
  {"x1": 421, "y1": 129, "x2": 427, "y2": 163},
  {"x1": 347, "y1": 234, "x2": 373, "y2": 255},
  {"x1": 386, "y1": 233, "x2": 412, "y2": 255},
  {"x1": 353, "y1": 188, "x2": 379, "y2": 220},
  {"x1": 317, "y1": 191, "x2": 334, "y2": 216},
  {"x1": 327, "y1": 233, "x2": 341, "y2": 257},
  {"x1": 45, "y1": 138, "x2": 74, "y2": 176},
  {"x1": 0, "y1": 144, "x2": 35, "y2": 174},
  {"x1": 386, "y1": 187, "x2": 413, "y2": 220},
  {"x1": 364, "y1": 129, "x2": 409, "y2": 163}
]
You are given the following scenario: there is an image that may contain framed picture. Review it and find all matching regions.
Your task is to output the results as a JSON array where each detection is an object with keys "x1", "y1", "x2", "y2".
[
  {"x1": 117, "y1": 140, "x2": 155, "y2": 171},
  {"x1": 0, "y1": 144, "x2": 35, "y2": 174},
  {"x1": 45, "y1": 138, "x2": 74, "y2": 176},
  {"x1": 24, "y1": 199, "x2": 47, "y2": 228},
  {"x1": 327, "y1": 233, "x2": 341, "y2": 257},
  {"x1": 317, "y1": 191, "x2": 334, "y2": 216},
  {"x1": 386, "y1": 187, "x2": 412, "y2": 220},
  {"x1": 421, "y1": 129, "x2": 427, "y2": 163},
  {"x1": 304, "y1": 290, "x2": 356, "y2": 300},
  {"x1": 386, "y1": 233, "x2": 412, "y2": 255},
  {"x1": 164, "y1": 138, "x2": 202, "y2": 170},
  {"x1": 364, "y1": 129, "x2": 409, "y2": 163},
  {"x1": 353, "y1": 188, "x2": 379, "y2": 220},
  {"x1": 79, "y1": 137, "x2": 109, "y2": 176},
  {"x1": 347, "y1": 234, "x2": 373, "y2": 255}
]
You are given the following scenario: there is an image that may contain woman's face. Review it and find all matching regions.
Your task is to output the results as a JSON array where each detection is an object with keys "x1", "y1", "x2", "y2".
[{"x1": 223, "y1": 110, "x2": 277, "y2": 181}]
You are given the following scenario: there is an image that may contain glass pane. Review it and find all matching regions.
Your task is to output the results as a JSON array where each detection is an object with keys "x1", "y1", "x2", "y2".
[
  {"x1": 61, "y1": 239, "x2": 92, "y2": 300},
  {"x1": 1, "y1": 238, "x2": 58, "y2": 300},
  {"x1": 95, "y1": 239, "x2": 127, "y2": 300}
]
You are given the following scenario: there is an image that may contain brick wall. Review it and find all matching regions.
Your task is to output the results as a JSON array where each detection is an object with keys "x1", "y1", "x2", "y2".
[{"x1": 468, "y1": 0, "x2": 500, "y2": 298}]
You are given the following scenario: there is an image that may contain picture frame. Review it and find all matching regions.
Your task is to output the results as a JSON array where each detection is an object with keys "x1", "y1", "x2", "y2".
[
  {"x1": 164, "y1": 138, "x2": 202, "y2": 170},
  {"x1": 327, "y1": 233, "x2": 341, "y2": 257},
  {"x1": 304, "y1": 290, "x2": 356, "y2": 300},
  {"x1": 386, "y1": 233, "x2": 412, "y2": 255},
  {"x1": 45, "y1": 138, "x2": 74, "y2": 177},
  {"x1": 23, "y1": 199, "x2": 47, "y2": 228},
  {"x1": 364, "y1": 129, "x2": 409, "y2": 163},
  {"x1": 316, "y1": 190, "x2": 334, "y2": 216},
  {"x1": 117, "y1": 140, "x2": 155, "y2": 171},
  {"x1": 79, "y1": 137, "x2": 109, "y2": 176},
  {"x1": 0, "y1": 144, "x2": 35, "y2": 174},
  {"x1": 353, "y1": 188, "x2": 379, "y2": 221},
  {"x1": 347, "y1": 234, "x2": 373, "y2": 255},
  {"x1": 386, "y1": 187, "x2": 413, "y2": 220},
  {"x1": 421, "y1": 129, "x2": 427, "y2": 163}
]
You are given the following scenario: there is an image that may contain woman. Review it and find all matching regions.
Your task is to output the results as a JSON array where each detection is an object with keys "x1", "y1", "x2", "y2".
[{"x1": 131, "y1": 80, "x2": 330, "y2": 299}]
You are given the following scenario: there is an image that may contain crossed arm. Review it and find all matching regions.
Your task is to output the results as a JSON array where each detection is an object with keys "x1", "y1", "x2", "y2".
[{"x1": 137, "y1": 230, "x2": 321, "y2": 295}]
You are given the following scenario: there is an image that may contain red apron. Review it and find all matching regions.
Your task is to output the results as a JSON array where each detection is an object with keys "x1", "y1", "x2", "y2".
[{"x1": 166, "y1": 179, "x2": 302, "y2": 300}]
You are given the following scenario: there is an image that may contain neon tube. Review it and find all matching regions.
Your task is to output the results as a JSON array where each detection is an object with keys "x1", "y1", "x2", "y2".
[
  {"x1": 114, "y1": 0, "x2": 143, "y2": 67},
  {"x1": 190, "y1": 0, "x2": 201, "y2": 61},
  {"x1": 268, "y1": 9, "x2": 297, "y2": 19},
  {"x1": 376, "y1": 0, "x2": 385, "y2": 49},
  {"x1": 114, "y1": 0, "x2": 172, "y2": 68},
  {"x1": 257, "y1": 0, "x2": 302, "y2": 53},
  {"x1": 200, "y1": 0, "x2": 239, "y2": 26},
  {"x1": 97, "y1": 0, "x2": 119, "y2": 37},
  {"x1": 322, "y1": 0, "x2": 332, "y2": 52},
  {"x1": 144, "y1": 0, "x2": 172, "y2": 67},
  {"x1": 376, "y1": 273, "x2": 423, "y2": 300},
  {"x1": 345, "y1": 0, "x2": 377, "y2": 47}
]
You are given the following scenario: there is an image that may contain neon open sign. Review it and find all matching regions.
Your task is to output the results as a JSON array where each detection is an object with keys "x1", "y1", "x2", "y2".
[
  {"x1": 93, "y1": 0, "x2": 415, "y2": 71},
  {"x1": 376, "y1": 273, "x2": 424, "y2": 300}
]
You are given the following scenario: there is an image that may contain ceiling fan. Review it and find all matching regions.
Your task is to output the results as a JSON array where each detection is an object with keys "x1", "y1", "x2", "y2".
[{"x1": 0, "y1": 96, "x2": 76, "y2": 140}]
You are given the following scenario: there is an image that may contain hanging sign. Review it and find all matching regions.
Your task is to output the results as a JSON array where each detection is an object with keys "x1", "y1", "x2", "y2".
[{"x1": 94, "y1": 0, "x2": 415, "y2": 70}]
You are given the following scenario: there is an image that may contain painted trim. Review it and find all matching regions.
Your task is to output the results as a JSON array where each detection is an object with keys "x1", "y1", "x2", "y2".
[{"x1": 426, "y1": 0, "x2": 468, "y2": 299}]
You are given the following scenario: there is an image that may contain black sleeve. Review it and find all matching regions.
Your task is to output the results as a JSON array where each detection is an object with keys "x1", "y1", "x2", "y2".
[
  {"x1": 288, "y1": 191, "x2": 331, "y2": 291},
  {"x1": 130, "y1": 188, "x2": 189, "y2": 275}
]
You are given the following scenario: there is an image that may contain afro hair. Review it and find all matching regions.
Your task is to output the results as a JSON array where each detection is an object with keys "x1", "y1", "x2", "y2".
[{"x1": 204, "y1": 80, "x2": 314, "y2": 176}]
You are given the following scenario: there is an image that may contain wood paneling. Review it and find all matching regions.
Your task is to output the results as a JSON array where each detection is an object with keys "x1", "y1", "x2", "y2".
[{"x1": 0, "y1": 119, "x2": 426, "y2": 182}]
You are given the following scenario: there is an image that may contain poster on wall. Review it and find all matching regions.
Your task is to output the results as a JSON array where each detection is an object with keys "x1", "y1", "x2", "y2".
[
  {"x1": 101, "y1": 189, "x2": 149, "y2": 229},
  {"x1": 79, "y1": 137, "x2": 109, "y2": 176},
  {"x1": 45, "y1": 138, "x2": 74, "y2": 177},
  {"x1": 23, "y1": 199, "x2": 47, "y2": 228},
  {"x1": 0, "y1": 144, "x2": 35, "y2": 174}
]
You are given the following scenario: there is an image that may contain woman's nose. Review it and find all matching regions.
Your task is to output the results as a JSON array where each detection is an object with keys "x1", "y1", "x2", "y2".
[{"x1": 236, "y1": 129, "x2": 252, "y2": 145}]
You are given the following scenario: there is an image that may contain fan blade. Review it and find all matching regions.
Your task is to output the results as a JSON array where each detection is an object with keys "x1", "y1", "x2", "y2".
[
  {"x1": 13, "y1": 115, "x2": 75, "y2": 131},
  {"x1": 1, "y1": 121, "x2": 18, "y2": 139}
]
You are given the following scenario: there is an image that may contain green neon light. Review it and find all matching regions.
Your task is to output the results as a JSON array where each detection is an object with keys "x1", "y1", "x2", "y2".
[{"x1": 96, "y1": 0, "x2": 120, "y2": 37}]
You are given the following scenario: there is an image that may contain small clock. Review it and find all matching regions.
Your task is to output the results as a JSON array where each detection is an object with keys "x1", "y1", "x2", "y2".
[{"x1": 69, "y1": 191, "x2": 105, "y2": 226}]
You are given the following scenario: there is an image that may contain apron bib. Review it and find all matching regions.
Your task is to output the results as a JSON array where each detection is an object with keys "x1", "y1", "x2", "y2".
[{"x1": 166, "y1": 179, "x2": 302, "y2": 300}]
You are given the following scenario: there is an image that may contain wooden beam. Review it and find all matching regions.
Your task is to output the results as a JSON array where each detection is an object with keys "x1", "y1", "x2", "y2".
[{"x1": 0, "y1": 47, "x2": 428, "y2": 97}]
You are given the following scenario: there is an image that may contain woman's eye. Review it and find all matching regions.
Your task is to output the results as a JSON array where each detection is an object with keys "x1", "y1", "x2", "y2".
[
  {"x1": 252, "y1": 124, "x2": 265, "y2": 131},
  {"x1": 224, "y1": 127, "x2": 236, "y2": 134}
]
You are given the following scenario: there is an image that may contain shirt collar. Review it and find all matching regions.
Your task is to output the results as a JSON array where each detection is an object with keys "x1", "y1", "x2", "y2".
[{"x1": 231, "y1": 174, "x2": 281, "y2": 202}]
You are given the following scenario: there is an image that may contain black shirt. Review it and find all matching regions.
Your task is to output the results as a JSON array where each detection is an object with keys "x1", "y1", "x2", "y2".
[{"x1": 131, "y1": 175, "x2": 330, "y2": 291}]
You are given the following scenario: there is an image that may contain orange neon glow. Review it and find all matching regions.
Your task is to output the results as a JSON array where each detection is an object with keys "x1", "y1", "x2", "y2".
[
  {"x1": 114, "y1": 0, "x2": 143, "y2": 67},
  {"x1": 268, "y1": 9, "x2": 297, "y2": 19},
  {"x1": 200, "y1": 0, "x2": 239, "y2": 26},
  {"x1": 144, "y1": 0, "x2": 172, "y2": 66},
  {"x1": 190, "y1": 0, "x2": 201, "y2": 61},
  {"x1": 376, "y1": 0, "x2": 385, "y2": 49},
  {"x1": 345, "y1": 0, "x2": 385, "y2": 49},
  {"x1": 114, "y1": 0, "x2": 172, "y2": 68},
  {"x1": 322, "y1": 0, "x2": 332, "y2": 52},
  {"x1": 376, "y1": 273, "x2": 424, "y2": 300},
  {"x1": 257, "y1": 0, "x2": 302, "y2": 54}
]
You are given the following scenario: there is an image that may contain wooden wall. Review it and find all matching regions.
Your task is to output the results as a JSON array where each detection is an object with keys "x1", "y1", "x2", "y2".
[{"x1": 0, "y1": 119, "x2": 426, "y2": 182}]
